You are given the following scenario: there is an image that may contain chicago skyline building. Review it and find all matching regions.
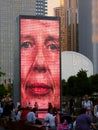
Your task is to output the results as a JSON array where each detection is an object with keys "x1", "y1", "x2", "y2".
[
  {"x1": 1, "y1": 0, "x2": 98, "y2": 85},
  {"x1": 36, "y1": 0, "x2": 47, "y2": 16},
  {"x1": 0, "y1": 0, "x2": 48, "y2": 83},
  {"x1": 54, "y1": 0, "x2": 78, "y2": 51},
  {"x1": 78, "y1": 0, "x2": 98, "y2": 74}
]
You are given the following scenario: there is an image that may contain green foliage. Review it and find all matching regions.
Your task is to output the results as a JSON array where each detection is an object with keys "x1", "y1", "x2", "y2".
[
  {"x1": 75, "y1": 70, "x2": 91, "y2": 96},
  {"x1": 62, "y1": 79, "x2": 67, "y2": 96},
  {"x1": 89, "y1": 74, "x2": 98, "y2": 92},
  {"x1": 0, "y1": 67, "x2": 5, "y2": 77},
  {"x1": 66, "y1": 76, "x2": 77, "y2": 96},
  {"x1": 0, "y1": 84, "x2": 8, "y2": 98},
  {"x1": 0, "y1": 71, "x2": 5, "y2": 77},
  {"x1": 77, "y1": 69, "x2": 87, "y2": 77},
  {"x1": 0, "y1": 68, "x2": 8, "y2": 98},
  {"x1": 62, "y1": 70, "x2": 98, "y2": 97}
]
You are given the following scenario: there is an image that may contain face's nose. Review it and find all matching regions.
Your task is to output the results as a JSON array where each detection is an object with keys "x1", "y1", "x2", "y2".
[{"x1": 32, "y1": 48, "x2": 47, "y2": 73}]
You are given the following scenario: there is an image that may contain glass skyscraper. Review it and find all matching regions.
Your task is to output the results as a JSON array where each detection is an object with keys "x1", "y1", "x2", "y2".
[
  {"x1": 36, "y1": 0, "x2": 47, "y2": 16},
  {"x1": 54, "y1": 0, "x2": 78, "y2": 51},
  {"x1": 0, "y1": 0, "x2": 47, "y2": 83},
  {"x1": 79, "y1": 0, "x2": 98, "y2": 74}
]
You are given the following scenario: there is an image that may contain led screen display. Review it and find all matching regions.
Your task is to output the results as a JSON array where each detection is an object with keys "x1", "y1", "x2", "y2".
[{"x1": 19, "y1": 16, "x2": 61, "y2": 109}]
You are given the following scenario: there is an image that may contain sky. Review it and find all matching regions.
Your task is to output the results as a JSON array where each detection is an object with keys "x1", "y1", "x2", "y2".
[{"x1": 47, "y1": 0, "x2": 60, "y2": 16}]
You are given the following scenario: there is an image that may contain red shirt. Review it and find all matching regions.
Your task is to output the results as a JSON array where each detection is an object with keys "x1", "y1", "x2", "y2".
[{"x1": 21, "y1": 108, "x2": 31, "y2": 122}]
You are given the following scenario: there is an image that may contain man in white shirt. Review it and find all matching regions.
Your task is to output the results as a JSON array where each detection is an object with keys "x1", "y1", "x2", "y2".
[
  {"x1": 44, "y1": 108, "x2": 57, "y2": 130},
  {"x1": 82, "y1": 94, "x2": 93, "y2": 119},
  {"x1": 82, "y1": 95, "x2": 93, "y2": 110}
]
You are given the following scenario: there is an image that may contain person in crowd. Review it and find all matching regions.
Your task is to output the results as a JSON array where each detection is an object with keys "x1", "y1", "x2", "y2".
[
  {"x1": 82, "y1": 95, "x2": 93, "y2": 110},
  {"x1": 57, "y1": 119, "x2": 70, "y2": 130},
  {"x1": 48, "y1": 102, "x2": 53, "y2": 110},
  {"x1": 26, "y1": 107, "x2": 42, "y2": 125},
  {"x1": 20, "y1": 107, "x2": 31, "y2": 122},
  {"x1": 26, "y1": 108, "x2": 37, "y2": 124},
  {"x1": 3, "y1": 99, "x2": 14, "y2": 120},
  {"x1": 11, "y1": 108, "x2": 17, "y2": 121},
  {"x1": 44, "y1": 107, "x2": 57, "y2": 130},
  {"x1": 34, "y1": 102, "x2": 38, "y2": 110},
  {"x1": 34, "y1": 102, "x2": 38, "y2": 117},
  {"x1": 68, "y1": 96, "x2": 75, "y2": 115},
  {"x1": 93, "y1": 98, "x2": 98, "y2": 127},
  {"x1": 94, "y1": 99, "x2": 98, "y2": 118},
  {"x1": 15, "y1": 107, "x2": 23, "y2": 121},
  {"x1": 20, "y1": 17, "x2": 60, "y2": 109},
  {"x1": 82, "y1": 94, "x2": 93, "y2": 119},
  {"x1": 15, "y1": 104, "x2": 21, "y2": 114},
  {"x1": 0, "y1": 103, "x2": 3, "y2": 117},
  {"x1": 27, "y1": 102, "x2": 31, "y2": 108},
  {"x1": 75, "y1": 108, "x2": 95, "y2": 130},
  {"x1": 73, "y1": 120, "x2": 76, "y2": 130}
]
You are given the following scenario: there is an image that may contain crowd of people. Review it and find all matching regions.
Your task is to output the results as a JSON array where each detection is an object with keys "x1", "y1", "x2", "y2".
[
  {"x1": 0, "y1": 94, "x2": 98, "y2": 130},
  {"x1": 69, "y1": 94, "x2": 98, "y2": 130},
  {"x1": 0, "y1": 96, "x2": 67, "y2": 130}
]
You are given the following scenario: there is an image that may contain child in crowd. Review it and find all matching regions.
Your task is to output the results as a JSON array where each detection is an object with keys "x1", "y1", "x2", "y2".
[{"x1": 57, "y1": 119, "x2": 70, "y2": 130}]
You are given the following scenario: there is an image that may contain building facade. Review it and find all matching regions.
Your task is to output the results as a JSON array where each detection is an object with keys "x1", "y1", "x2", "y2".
[
  {"x1": 78, "y1": 0, "x2": 98, "y2": 74},
  {"x1": 0, "y1": 0, "x2": 48, "y2": 84},
  {"x1": 36, "y1": 0, "x2": 47, "y2": 16},
  {"x1": 54, "y1": 0, "x2": 78, "y2": 51}
]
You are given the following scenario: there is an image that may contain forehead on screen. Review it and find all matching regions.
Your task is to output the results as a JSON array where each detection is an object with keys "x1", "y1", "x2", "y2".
[{"x1": 20, "y1": 19, "x2": 59, "y2": 27}]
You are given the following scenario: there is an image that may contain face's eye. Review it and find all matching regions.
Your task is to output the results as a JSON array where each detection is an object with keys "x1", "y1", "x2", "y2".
[
  {"x1": 21, "y1": 42, "x2": 31, "y2": 48},
  {"x1": 48, "y1": 44, "x2": 58, "y2": 50},
  {"x1": 46, "y1": 41, "x2": 60, "y2": 51}
]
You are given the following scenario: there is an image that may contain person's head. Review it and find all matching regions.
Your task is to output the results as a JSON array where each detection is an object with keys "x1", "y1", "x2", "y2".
[
  {"x1": 80, "y1": 108, "x2": 88, "y2": 114},
  {"x1": 84, "y1": 94, "x2": 89, "y2": 101},
  {"x1": 60, "y1": 118, "x2": 68, "y2": 124},
  {"x1": 48, "y1": 102, "x2": 53, "y2": 109},
  {"x1": 35, "y1": 102, "x2": 37, "y2": 105},
  {"x1": 31, "y1": 108, "x2": 37, "y2": 113},
  {"x1": 20, "y1": 18, "x2": 60, "y2": 109},
  {"x1": 48, "y1": 107, "x2": 53, "y2": 114},
  {"x1": 63, "y1": 119, "x2": 68, "y2": 125},
  {"x1": 8, "y1": 99, "x2": 13, "y2": 105}
]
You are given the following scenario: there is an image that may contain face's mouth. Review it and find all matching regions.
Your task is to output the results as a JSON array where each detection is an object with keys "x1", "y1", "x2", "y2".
[{"x1": 26, "y1": 83, "x2": 53, "y2": 96}]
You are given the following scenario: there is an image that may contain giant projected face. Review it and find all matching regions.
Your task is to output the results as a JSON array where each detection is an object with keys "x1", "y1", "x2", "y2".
[{"x1": 20, "y1": 17, "x2": 60, "y2": 109}]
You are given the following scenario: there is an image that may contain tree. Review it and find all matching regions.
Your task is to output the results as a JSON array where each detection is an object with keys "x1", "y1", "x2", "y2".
[
  {"x1": 66, "y1": 75, "x2": 77, "y2": 96},
  {"x1": 89, "y1": 74, "x2": 98, "y2": 92},
  {"x1": 61, "y1": 79, "x2": 67, "y2": 96},
  {"x1": 0, "y1": 71, "x2": 5, "y2": 77},
  {"x1": 0, "y1": 84, "x2": 8, "y2": 98},
  {"x1": 0, "y1": 68, "x2": 6, "y2": 98},
  {"x1": 75, "y1": 70, "x2": 91, "y2": 96},
  {"x1": 61, "y1": 69, "x2": 96, "y2": 97}
]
